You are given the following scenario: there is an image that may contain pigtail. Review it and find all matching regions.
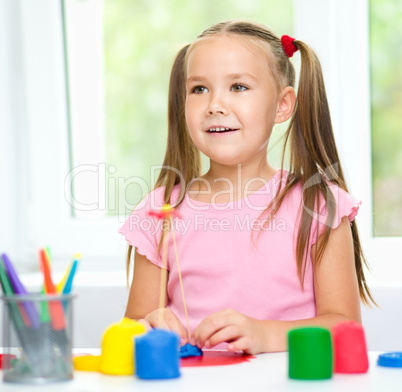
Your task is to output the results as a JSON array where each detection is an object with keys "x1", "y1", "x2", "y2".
[
  {"x1": 289, "y1": 40, "x2": 342, "y2": 281},
  {"x1": 281, "y1": 40, "x2": 375, "y2": 305},
  {"x1": 155, "y1": 44, "x2": 201, "y2": 204},
  {"x1": 126, "y1": 44, "x2": 201, "y2": 276},
  {"x1": 154, "y1": 44, "x2": 201, "y2": 257}
]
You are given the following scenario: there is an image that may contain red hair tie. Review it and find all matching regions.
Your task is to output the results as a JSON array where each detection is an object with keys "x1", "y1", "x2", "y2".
[{"x1": 281, "y1": 35, "x2": 298, "y2": 58}]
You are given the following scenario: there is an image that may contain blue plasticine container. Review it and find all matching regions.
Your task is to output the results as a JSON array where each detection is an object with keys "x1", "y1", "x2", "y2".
[{"x1": 135, "y1": 329, "x2": 181, "y2": 380}]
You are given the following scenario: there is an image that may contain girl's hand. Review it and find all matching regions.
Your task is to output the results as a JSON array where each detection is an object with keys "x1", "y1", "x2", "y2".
[
  {"x1": 191, "y1": 309, "x2": 266, "y2": 355},
  {"x1": 143, "y1": 308, "x2": 188, "y2": 346}
]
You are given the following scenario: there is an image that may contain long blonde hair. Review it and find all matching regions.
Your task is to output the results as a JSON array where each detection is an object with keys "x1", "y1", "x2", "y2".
[{"x1": 127, "y1": 20, "x2": 375, "y2": 306}]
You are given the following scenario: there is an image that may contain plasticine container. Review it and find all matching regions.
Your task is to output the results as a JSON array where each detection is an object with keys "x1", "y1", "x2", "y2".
[{"x1": 288, "y1": 326, "x2": 333, "y2": 380}]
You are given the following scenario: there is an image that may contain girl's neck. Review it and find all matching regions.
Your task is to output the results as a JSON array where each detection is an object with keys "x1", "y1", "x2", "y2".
[{"x1": 188, "y1": 158, "x2": 278, "y2": 203}]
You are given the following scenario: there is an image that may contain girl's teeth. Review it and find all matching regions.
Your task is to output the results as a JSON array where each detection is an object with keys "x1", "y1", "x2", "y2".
[{"x1": 209, "y1": 127, "x2": 231, "y2": 132}]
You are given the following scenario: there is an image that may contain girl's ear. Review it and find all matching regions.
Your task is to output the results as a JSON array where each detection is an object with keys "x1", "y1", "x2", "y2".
[{"x1": 274, "y1": 86, "x2": 296, "y2": 124}]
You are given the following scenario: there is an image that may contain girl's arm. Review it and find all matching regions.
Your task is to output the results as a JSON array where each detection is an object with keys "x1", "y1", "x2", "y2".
[
  {"x1": 125, "y1": 250, "x2": 163, "y2": 320},
  {"x1": 191, "y1": 216, "x2": 362, "y2": 353},
  {"x1": 125, "y1": 250, "x2": 188, "y2": 342},
  {"x1": 258, "y1": 215, "x2": 361, "y2": 352}
]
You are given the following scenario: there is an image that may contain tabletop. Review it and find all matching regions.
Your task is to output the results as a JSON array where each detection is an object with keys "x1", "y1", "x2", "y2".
[{"x1": 1, "y1": 351, "x2": 401, "y2": 391}]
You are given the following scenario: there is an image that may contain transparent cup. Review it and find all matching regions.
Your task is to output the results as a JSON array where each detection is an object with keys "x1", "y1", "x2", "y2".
[{"x1": 1, "y1": 293, "x2": 75, "y2": 384}]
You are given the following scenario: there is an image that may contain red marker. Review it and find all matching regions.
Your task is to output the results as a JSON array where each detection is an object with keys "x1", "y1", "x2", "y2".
[{"x1": 39, "y1": 249, "x2": 66, "y2": 330}]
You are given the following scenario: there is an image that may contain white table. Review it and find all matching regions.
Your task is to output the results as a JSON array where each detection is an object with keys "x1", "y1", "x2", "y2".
[{"x1": 1, "y1": 352, "x2": 401, "y2": 391}]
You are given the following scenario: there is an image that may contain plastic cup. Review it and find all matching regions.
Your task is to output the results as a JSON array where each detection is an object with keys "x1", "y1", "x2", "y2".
[
  {"x1": 332, "y1": 321, "x2": 369, "y2": 373},
  {"x1": 288, "y1": 326, "x2": 333, "y2": 380},
  {"x1": 1, "y1": 294, "x2": 75, "y2": 384}
]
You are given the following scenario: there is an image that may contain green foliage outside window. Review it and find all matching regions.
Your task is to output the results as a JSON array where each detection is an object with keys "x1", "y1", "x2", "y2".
[{"x1": 370, "y1": 0, "x2": 402, "y2": 236}]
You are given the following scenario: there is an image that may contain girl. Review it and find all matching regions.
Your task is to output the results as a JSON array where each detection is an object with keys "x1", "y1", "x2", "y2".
[{"x1": 120, "y1": 20, "x2": 375, "y2": 354}]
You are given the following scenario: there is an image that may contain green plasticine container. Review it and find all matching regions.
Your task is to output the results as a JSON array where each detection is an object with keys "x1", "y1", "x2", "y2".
[{"x1": 288, "y1": 326, "x2": 333, "y2": 380}]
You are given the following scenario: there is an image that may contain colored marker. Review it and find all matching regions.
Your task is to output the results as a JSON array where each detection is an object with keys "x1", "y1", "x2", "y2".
[
  {"x1": 38, "y1": 249, "x2": 66, "y2": 330},
  {"x1": 1, "y1": 253, "x2": 40, "y2": 328},
  {"x1": 0, "y1": 256, "x2": 46, "y2": 374},
  {"x1": 57, "y1": 254, "x2": 79, "y2": 294},
  {"x1": 35, "y1": 247, "x2": 51, "y2": 322},
  {"x1": 57, "y1": 264, "x2": 71, "y2": 293},
  {"x1": 45, "y1": 247, "x2": 52, "y2": 263},
  {"x1": 38, "y1": 249, "x2": 71, "y2": 360},
  {"x1": 62, "y1": 259, "x2": 78, "y2": 295},
  {"x1": 0, "y1": 257, "x2": 25, "y2": 329},
  {"x1": 39, "y1": 287, "x2": 51, "y2": 323}
]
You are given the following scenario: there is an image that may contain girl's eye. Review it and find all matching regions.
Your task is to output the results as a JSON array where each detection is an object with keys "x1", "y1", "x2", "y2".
[
  {"x1": 192, "y1": 86, "x2": 208, "y2": 94},
  {"x1": 231, "y1": 84, "x2": 247, "y2": 92}
]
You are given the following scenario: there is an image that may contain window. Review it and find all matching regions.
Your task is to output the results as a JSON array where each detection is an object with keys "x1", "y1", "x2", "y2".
[{"x1": 369, "y1": 0, "x2": 402, "y2": 236}]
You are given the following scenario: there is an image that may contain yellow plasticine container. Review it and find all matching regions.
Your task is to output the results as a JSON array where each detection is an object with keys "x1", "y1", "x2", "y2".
[{"x1": 99, "y1": 318, "x2": 146, "y2": 375}]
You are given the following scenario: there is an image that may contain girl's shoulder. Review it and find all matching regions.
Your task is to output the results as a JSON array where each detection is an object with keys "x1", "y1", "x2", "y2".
[
  {"x1": 294, "y1": 172, "x2": 361, "y2": 227},
  {"x1": 323, "y1": 181, "x2": 361, "y2": 227},
  {"x1": 134, "y1": 183, "x2": 182, "y2": 212},
  {"x1": 281, "y1": 171, "x2": 359, "y2": 207},
  {"x1": 278, "y1": 171, "x2": 361, "y2": 226}
]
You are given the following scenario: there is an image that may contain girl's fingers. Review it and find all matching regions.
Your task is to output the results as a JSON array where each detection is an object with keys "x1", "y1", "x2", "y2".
[
  {"x1": 144, "y1": 309, "x2": 175, "y2": 331},
  {"x1": 144, "y1": 309, "x2": 168, "y2": 329},
  {"x1": 192, "y1": 310, "x2": 239, "y2": 347},
  {"x1": 191, "y1": 319, "x2": 221, "y2": 347},
  {"x1": 227, "y1": 336, "x2": 253, "y2": 353},
  {"x1": 165, "y1": 312, "x2": 188, "y2": 344},
  {"x1": 137, "y1": 318, "x2": 152, "y2": 331},
  {"x1": 144, "y1": 309, "x2": 188, "y2": 345},
  {"x1": 204, "y1": 325, "x2": 240, "y2": 349}
]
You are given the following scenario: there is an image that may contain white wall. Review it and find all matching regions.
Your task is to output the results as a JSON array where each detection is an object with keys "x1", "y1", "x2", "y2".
[{"x1": 362, "y1": 286, "x2": 402, "y2": 352}]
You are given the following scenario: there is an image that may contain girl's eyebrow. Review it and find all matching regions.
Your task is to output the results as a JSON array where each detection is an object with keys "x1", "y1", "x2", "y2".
[
  {"x1": 186, "y1": 76, "x2": 207, "y2": 83},
  {"x1": 227, "y1": 73, "x2": 258, "y2": 81},
  {"x1": 187, "y1": 73, "x2": 257, "y2": 83}
]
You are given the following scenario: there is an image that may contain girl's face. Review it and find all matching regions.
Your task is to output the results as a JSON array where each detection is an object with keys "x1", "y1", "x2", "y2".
[{"x1": 185, "y1": 35, "x2": 284, "y2": 167}]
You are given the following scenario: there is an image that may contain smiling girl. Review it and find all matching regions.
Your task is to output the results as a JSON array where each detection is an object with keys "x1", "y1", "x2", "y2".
[{"x1": 120, "y1": 20, "x2": 375, "y2": 354}]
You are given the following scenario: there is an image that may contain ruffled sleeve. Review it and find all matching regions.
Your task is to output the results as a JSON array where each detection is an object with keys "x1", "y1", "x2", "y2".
[
  {"x1": 310, "y1": 183, "x2": 361, "y2": 245},
  {"x1": 328, "y1": 182, "x2": 361, "y2": 227},
  {"x1": 118, "y1": 187, "x2": 166, "y2": 269}
]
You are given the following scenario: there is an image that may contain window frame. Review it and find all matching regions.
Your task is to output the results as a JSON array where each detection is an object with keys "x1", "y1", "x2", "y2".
[{"x1": 2, "y1": 0, "x2": 400, "y2": 282}]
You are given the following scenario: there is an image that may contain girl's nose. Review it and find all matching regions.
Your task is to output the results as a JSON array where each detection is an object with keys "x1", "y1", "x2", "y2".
[{"x1": 206, "y1": 93, "x2": 228, "y2": 116}]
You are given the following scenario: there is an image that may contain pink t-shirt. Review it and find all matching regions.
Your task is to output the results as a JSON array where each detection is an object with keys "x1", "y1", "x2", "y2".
[{"x1": 119, "y1": 170, "x2": 360, "y2": 337}]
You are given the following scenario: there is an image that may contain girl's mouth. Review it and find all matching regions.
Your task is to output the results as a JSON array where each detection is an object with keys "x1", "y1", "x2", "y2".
[{"x1": 207, "y1": 127, "x2": 238, "y2": 133}]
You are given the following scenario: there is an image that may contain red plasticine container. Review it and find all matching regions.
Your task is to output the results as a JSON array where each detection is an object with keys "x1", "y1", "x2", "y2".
[{"x1": 332, "y1": 321, "x2": 369, "y2": 373}]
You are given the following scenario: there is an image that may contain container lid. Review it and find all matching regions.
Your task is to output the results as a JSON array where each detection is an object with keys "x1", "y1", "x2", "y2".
[{"x1": 377, "y1": 352, "x2": 402, "y2": 367}]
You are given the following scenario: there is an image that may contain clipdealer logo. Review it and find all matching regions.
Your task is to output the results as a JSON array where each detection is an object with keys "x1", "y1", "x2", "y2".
[{"x1": 64, "y1": 162, "x2": 341, "y2": 228}]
